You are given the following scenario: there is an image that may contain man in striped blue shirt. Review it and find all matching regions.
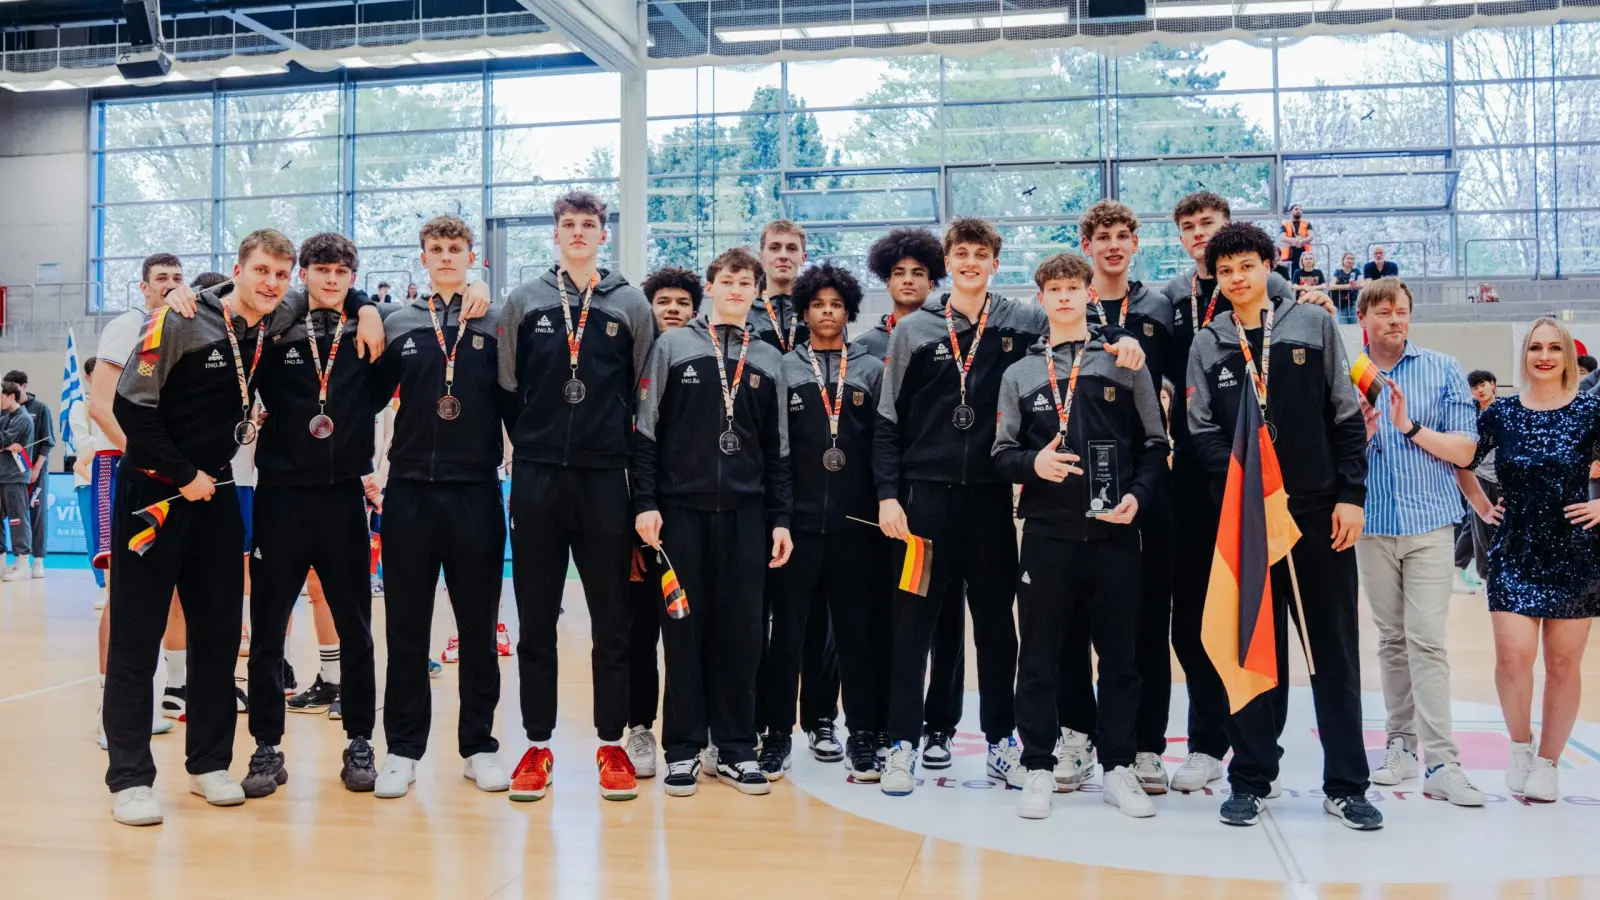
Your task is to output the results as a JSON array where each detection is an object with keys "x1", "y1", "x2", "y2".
[{"x1": 1353, "y1": 278, "x2": 1485, "y2": 807}]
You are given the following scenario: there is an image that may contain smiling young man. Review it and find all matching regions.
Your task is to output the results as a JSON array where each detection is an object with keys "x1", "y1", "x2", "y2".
[
  {"x1": 633, "y1": 247, "x2": 793, "y2": 798},
  {"x1": 497, "y1": 191, "x2": 656, "y2": 803},
  {"x1": 995, "y1": 252, "x2": 1168, "y2": 820},
  {"x1": 1186, "y1": 222, "x2": 1377, "y2": 831},
  {"x1": 755, "y1": 262, "x2": 886, "y2": 782},
  {"x1": 644, "y1": 266, "x2": 702, "y2": 332},
  {"x1": 749, "y1": 221, "x2": 810, "y2": 353},
  {"x1": 371, "y1": 215, "x2": 511, "y2": 801},
  {"x1": 873, "y1": 217, "x2": 1146, "y2": 797}
]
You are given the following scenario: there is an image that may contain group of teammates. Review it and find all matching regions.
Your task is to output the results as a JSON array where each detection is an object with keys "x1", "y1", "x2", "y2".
[{"x1": 94, "y1": 186, "x2": 1402, "y2": 831}]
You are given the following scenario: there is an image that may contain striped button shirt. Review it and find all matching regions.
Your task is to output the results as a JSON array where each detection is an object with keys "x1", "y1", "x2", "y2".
[{"x1": 1363, "y1": 341, "x2": 1478, "y2": 536}]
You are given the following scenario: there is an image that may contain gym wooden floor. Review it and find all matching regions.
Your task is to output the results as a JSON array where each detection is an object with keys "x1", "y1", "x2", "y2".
[{"x1": 1, "y1": 567, "x2": 1597, "y2": 899}]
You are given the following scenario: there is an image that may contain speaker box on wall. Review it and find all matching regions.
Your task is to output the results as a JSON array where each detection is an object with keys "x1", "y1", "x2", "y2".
[{"x1": 1086, "y1": 0, "x2": 1149, "y2": 18}]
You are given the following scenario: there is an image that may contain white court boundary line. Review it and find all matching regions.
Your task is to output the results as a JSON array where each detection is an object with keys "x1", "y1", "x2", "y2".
[{"x1": 0, "y1": 674, "x2": 100, "y2": 705}]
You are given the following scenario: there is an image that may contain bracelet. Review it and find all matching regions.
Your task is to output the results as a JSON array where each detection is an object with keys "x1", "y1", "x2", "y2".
[{"x1": 1404, "y1": 421, "x2": 1423, "y2": 440}]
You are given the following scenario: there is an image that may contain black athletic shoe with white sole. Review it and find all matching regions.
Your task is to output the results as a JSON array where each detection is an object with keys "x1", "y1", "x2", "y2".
[
  {"x1": 758, "y1": 732, "x2": 792, "y2": 781},
  {"x1": 921, "y1": 730, "x2": 954, "y2": 769},
  {"x1": 808, "y1": 724, "x2": 844, "y2": 763},
  {"x1": 664, "y1": 759, "x2": 701, "y2": 797},
  {"x1": 1220, "y1": 792, "x2": 1263, "y2": 826},
  {"x1": 280, "y1": 660, "x2": 298, "y2": 696},
  {"x1": 328, "y1": 695, "x2": 343, "y2": 720},
  {"x1": 286, "y1": 675, "x2": 338, "y2": 714},
  {"x1": 1324, "y1": 795, "x2": 1384, "y2": 830},
  {"x1": 341, "y1": 738, "x2": 377, "y2": 792},
  {"x1": 161, "y1": 686, "x2": 187, "y2": 721},
  {"x1": 242, "y1": 742, "x2": 287, "y2": 798},
  {"x1": 845, "y1": 733, "x2": 880, "y2": 783},
  {"x1": 718, "y1": 760, "x2": 773, "y2": 794},
  {"x1": 234, "y1": 687, "x2": 249, "y2": 713}
]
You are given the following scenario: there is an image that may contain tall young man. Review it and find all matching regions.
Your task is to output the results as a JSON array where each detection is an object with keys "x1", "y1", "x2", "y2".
[
  {"x1": 372, "y1": 215, "x2": 511, "y2": 800},
  {"x1": 498, "y1": 191, "x2": 656, "y2": 802},
  {"x1": 624, "y1": 266, "x2": 704, "y2": 776},
  {"x1": 873, "y1": 217, "x2": 1144, "y2": 796},
  {"x1": 1186, "y1": 222, "x2": 1378, "y2": 830},
  {"x1": 2, "y1": 371, "x2": 54, "y2": 578},
  {"x1": 103, "y1": 230, "x2": 305, "y2": 826},
  {"x1": 0, "y1": 383, "x2": 33, "y2": 582},
  {"x1": 1059, "y1": 201, "x2": 1179, "y2": 794},
  {"x1": 995, "y1": 252, "x2": 1168, "y2": 819},
  {"x1": 1160, "y1": 192, "x2": 1326, "y2": 793},
  {"x1": 633, "y1": 247, "x2": 793, "y2": 798},
  {"x1": 240, "y1": 233, "x2": 397, "y2": 798},
  {"x1": 749, "y1": 220, "x2": 810, "y2": 353},
  {"x1": 862, "y1": 227, "x2": 966, "y2": 767},
  {"x1": 756, "y1": 263, "x2": 885, "y2": 782}
]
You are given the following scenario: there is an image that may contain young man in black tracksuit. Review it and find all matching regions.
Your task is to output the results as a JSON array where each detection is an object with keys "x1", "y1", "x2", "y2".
[
  {"x1": 240, "y1": 233, "x2": 403, "y2": 798},
  {"x1": 1054, "y1": 201, "x2": 1180, "y2": 795},
  {"x1": 1158, "y1": 192, "x2": 1335, "y2": 794},
  {"x1": 995, "y1": 252, "x2": 1168, "y2": 820},
  {"x1": 370, "y1": 215, "x2": 513, "y2": 801},
  {"x1": 860, "y1": 227, "x2": 966, "y2": 770},
  {"x1": 1186, "y1": 222, "x2": 1378, "y2": 830},
  {"x1": 497, "y1": 192, "x2": 656, "y2": 803},
  {"x1": 874, "y1": 217, "x2": 1146, "y2": 796},
  {"x1": 104, "y1": 230, "x2": 384, "y2": 826},
  {"x1": 754, "y1": 263, "x2": 885, "y2": 782},
  {"x1": 633, "y1": 247, "x2": 793, "y2": 798}
]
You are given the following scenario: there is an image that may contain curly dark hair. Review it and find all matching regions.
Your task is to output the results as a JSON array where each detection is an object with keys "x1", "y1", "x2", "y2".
[
  {"x1": 793, "y1": 262, "x2": 863, "y2": 323},
  {"x1": 642, "y1": 266, "x2": 703, "y2": 313},
  {"x1": 867, "y1": 227, "x2": 946, "y2": 286},
  {"x1": 1204, "y1": 222, "x2": 1277, "y2": 277},
  {"x1": 298, "y1": 232, "x2": 359, "y2": 272}
]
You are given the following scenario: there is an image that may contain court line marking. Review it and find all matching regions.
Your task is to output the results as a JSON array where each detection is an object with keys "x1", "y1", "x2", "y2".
[
  {"x1": 0, "y1": 674, "x2": 100, "y2": 705},
  {"x1": 1261, "y1": 803, "x2": 1313, "y2": 895}
]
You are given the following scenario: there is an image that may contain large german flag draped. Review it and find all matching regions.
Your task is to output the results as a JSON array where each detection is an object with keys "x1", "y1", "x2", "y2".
[{"x1": 1201, "y1": 393, "x2": 1302, "y2": 714}]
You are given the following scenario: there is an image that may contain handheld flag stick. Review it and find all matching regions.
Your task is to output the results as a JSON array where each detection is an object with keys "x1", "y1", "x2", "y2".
[
  {"x1": 844, "y1": 515, "x2": 878, "y2": 528},
  {"x1": 153, "y1": 479, "x2": 236, "y2": 506}
]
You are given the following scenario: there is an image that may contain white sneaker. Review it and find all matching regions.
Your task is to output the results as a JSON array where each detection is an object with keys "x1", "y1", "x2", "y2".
[
  {"x1": 626, "y1": 725, "x2": 658, "y2": 779},
  {"x1": 1506, "y1": 740, "x2": 1536, "y2": 794},
  {"x1": 1104, "y1": 765, "x2": 1157, "y2": 818},
  {"x1": 188, "y1": 770, "x2": 245, "y2": 806},
  {"x1": 96, "y1": 702, "x2": 108, "y2": 750},
  {"x1": 1016, "y1": 769, "x2": 1055, "y2": 819},
  {"x1": 375, "y1": 754, "x2": 418, "y2": 798},
  {"x1": 1053, "y1": 729, "x2": 1095, "y2": 790},
  {"x1": 1370, "y1": 734, "x2": 1419, "y2": 785},
  {"x1": 1267, "y1": 778, "x2": 1282, "y2": 799},
  {"x1": 986, "y1": 736, "x2": 1025, "y2": 787},
  {"x1": 464, "y1": 752, "x2": 510, "y2": 792},
  {"x1": 1170, "y1": 751, "x2": 1225, "y2": 792},
  {"x1": 881, "y1": 741, "x2": 917, "y2": 796},
  {"x1": 111, "y1": 786, "x2": 163, "y2": 826},
  {"x1": 1424, "y1": 762, "x2": 1486, "y2": 807},
  {"x1": 94, "y1": 588, "x2": 107, "y2": 610},
  {"x1": 1133, "y1": 751, "x2": 1168, "y2": 794},
  {"x1": 2, "y1": 562, "x2": 29, "y2": 582},
  {"x1": 31, "y1": 558, "x2": 44, "y2": 578},
  {"x1": 698, "y1": 740, "x2": 719, "y2": 778},
  {"x1": 151, "y1": 709, "x2": 173, "y2": 736},
  {"x1": 1523, "y1": 757, "x2": 1558, "y2": 802}
]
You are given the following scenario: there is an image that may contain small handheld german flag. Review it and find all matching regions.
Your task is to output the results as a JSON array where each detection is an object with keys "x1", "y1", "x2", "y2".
[
  {"x1": 127, "y1": 499, "x2": 171, "y2": 557},
  {"x1": 658, "y1": 548, "x2": 689, "y2": 619},
  {"x1": 897, "y1": 534, "x2": 933, "y2": 598},
  {"x1": 1349, "y1": 352, "x2": 1386, "y2": 407}
]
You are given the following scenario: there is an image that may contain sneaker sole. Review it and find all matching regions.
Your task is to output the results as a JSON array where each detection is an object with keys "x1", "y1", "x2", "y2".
[
  {"x1": 1052, "y1": 778, "x2": 1080, "y2": 793},
  {"x1": 1016, "y1": 805, "x2": 1051, "y2": 819},
  {"x1": 1139, "y1": 780, "x2": 1169, "y2": 795},
  {"x1": 1107, "y1": 796, "x2": 1157, "y2": 818},
  {"x1": 115, "y1": 812, "x2": 164, "y2": 826},
  {"x1": 161, "y1": 708, "x2": 185, "y2": 722},
  {"x1": 663, "y1": 782, "x2": 698, "y2": 797},
  {"x1": 193, "y1": 792, "x2": 246, "y2": 807},
  {"x1": 509, "y1": 788, "x2": 548, "y2": 802},
  {"x1": 242, "y1": 767, "x2": 288, "y2": 799},
  {"x1": 470, "y1": 781, "x2": 511, "y2": 793},
  {"x1": 1369, "y1": 771, "x2": 1407, "y2": 786},
  {"x1": 921, "y1": 756, "x2": 953, "y2": 770},
  {"x1": 286, "y1": 705, "x2": 331, "y2": 715},
  {"x1": 880, "y1": 784, "x2": 914, "y2": 797},
  {"x1": 328, "y1": 708, "x2": 343, "y2": 721},
  {"x1": 812, "y1": 749, "x2": 844, "y2": 763},
  {"x1": 374, "y1": 785, "x2": 412, "y2": 799},
  {"x1": 846, "y1": 771, "x2": 881, "y2": 784},
  {"x1": 342, "y1": 775, "x2": 376, "y2": 793},
  {"x1": 718, "y1": 775, "x2": 772, "y2": 795},
  {"x1": 599, "y1": 786, "x2": 639, "y2": 801},
  {"x1": 1220, "y1": 811, "x2": 1260, "y2": 826},
  {"x1": 1423, "y1": 788, "x2": 1485, "y2": 807}
]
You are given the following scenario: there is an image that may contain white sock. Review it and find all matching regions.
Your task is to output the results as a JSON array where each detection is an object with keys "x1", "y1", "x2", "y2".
[
  {"x1": 319, "y1": 645, "x2": 341, "y2": 685},
  {"x1": 166, "y1": 649, "x2": 187, "y2": 690}
]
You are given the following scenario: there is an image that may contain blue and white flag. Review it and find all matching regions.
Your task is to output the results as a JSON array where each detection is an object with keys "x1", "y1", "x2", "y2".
[{"x1": 59, "y1": 330, "x2": 84, "y2": 455}]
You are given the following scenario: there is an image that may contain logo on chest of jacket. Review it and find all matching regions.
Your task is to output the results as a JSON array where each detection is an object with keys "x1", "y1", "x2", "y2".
[
  {"x1": 1143, "y1": 323, "x2": 1155, "y2": 337},
  {"x1": 606, "y1": 322, "x2": 619, "y2": 337},
  {"x1": 1103, "y1": 386, "x2": 1117, "y2": 402},
  {"x1": 535, "y1": 315, "x2": 554, "y2": 334},
  {"x1": 748, "y1": 373, "x2": 761, "y2": 389},
  {"x1": 681, "y1": 365, "x2": 700, "y2": 384},
  {"x1": 206, "y1": 349, "x2": 225, "y2": 369},
  {"x1": 473, "y1": 335, "x2": 484, "y2": 351},
  {"x1": 1293, "y1": 348, "x2": 1306, "y2": 365},
  {"x1": 790, "y1": 393, "x2": 805, "y2": 411},
  {"x1": 1218, "y1": 365, "x2": 1238, "y2": 387},
  {"x1": 1001, "y1": 337, "x2": 1013, "y2": 352},
  {"x1": 402, "y1": 337, "x2": 417, "y2": 356},
  {"x1": 852, "y1": 391, "x2": 864, "y2": 406},
  {"x1": 284, "y1": 347, "x2": 302, "y2": 363},
  {"x1": 1032, "y1": 393, "x2": 1051, "y2": 412},
  {"x1": 934, "y1": 344, "x2": 951, "y2": 360},
  {"x1": 1174, "y1": 308, "x2": 1186, "y2": 326}
]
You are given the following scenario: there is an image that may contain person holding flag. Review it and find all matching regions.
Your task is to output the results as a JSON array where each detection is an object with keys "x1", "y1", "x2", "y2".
[
  {"x1": 1185, "y1": 222, "x2": 1377, "y2": 830},
  {"x1": 3, "y1": 370, "x2": 54, "y2": 578},
  {"x1": 0, "y1": 381, "x2": 35, "y2": 582}
]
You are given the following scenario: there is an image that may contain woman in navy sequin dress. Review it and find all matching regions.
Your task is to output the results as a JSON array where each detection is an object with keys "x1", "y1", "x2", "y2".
[{"x1": 1460, "y1": 318, "x2": 1600, "y2": 804}]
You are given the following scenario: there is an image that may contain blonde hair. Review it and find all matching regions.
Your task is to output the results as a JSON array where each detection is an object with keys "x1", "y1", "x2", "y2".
[{"x1": 1522, "y1": 316, "x2": 1580, "y2": 392}]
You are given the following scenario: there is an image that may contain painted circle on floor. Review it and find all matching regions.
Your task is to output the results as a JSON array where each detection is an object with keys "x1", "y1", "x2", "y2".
[{"x1": 786, "y1": 688, "x2": 1600, "y2": 884}]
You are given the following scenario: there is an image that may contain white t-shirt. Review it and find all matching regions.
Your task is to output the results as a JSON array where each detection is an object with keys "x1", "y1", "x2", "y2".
[{"x1": 96, "y1": 308, "x2": 150, "y2": 374}]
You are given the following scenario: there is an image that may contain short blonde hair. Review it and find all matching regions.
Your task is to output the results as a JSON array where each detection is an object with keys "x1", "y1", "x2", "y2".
[
  {"x1": 1522, "y1": 316, "x2": 1580, "y2": 392},
  {"x1": 759, "y1": 220, "x2": 806, "y2": 251}
]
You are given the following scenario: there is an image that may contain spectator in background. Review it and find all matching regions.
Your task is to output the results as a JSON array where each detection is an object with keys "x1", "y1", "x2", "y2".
[
  {"x1": 3, "y1": 369, "x2": 53, "y2": 579},
  {"x1": 374, "y1": 281, "x2": 393, "y2": 303},
  {"x1": 404, "y1": 283, "x2": 419, "y2": 302},
  {"x1": 0, "y1": 381, "x2": 34, "y2": 582},
  {"x1": 1365, "y1": 246, "x2": 1400, "y2": 281},
  {"x1": 1331, "y1": 252, "x2": 1361, "y2": 324},
  {"x1": 1463, "y1": 370, "x2": 1500, "y2": 593},
  {"x1": 1579, "y1": 356, "x2": 1596, "y2": 381},
  {"x1": 1279, "y1": 204, "x2": 1313, "y2": 277},
  {"x1": 1292, "y1": 250, "x2": 1325, "y2": 294}
]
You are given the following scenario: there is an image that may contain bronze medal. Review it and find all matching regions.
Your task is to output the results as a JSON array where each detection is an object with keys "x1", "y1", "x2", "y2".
[
  {"x1": 308, "y1": 414, "x2": 334, "y2": 439},
  {"x1": 437, "y1": 395, "x2": 462, "y2": 420}
]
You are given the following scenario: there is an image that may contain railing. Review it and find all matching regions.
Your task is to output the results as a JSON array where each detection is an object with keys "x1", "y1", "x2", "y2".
[
  {"x1": 1369, "y1": 240, "x2": 1429, "y2": 283},
  {"x1": 2, "y1": 283, "x2": 109, "y2": 351},
  {"x1": 363, "y1": 270, "x2": 416, "y2": 296},
  {"x1": 1462, "y1": 238, "x2": 1542, "y2": 308}
]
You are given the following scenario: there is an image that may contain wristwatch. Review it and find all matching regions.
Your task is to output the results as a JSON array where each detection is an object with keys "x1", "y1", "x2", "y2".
[{"x1": 1403, "y1": 421, "x2": 1423, "y2": 440}]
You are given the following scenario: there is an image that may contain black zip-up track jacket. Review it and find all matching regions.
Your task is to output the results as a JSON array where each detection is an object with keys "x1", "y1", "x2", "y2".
[
  {"x1": 372, "y1": 293, "x2": 510, "y2": 483},
  {"x1": 633, "y1": 316, "x2": 792, "y2": 527},
  {"x1": 497, "y1": 266, "x2": 655, "y2": 469},
  {"x1": 747, "y1": 292, "x2": 808, "y2": 354},
  {"x1": 1185, "y1": 295, "x2": 1367, "y2": 514},
  {"x1": 781, "y1": 341, "x2": 884, "y2": 534},
  {"x1": 994, "y1": 330, "x2": 1168, "y2": 540},
  {"x1": 1087, "y1": 281, "x2": 1176, "y2": 401},
  {"x1": 853, "y1": 314, "x2": 894, "y2": 360}
]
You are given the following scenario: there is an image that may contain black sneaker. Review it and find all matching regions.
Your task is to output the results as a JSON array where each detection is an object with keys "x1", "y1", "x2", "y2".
[
  {"x1": 287, "y1": 675, "x2": 338, "y2": 715},
  {"x1": 921, "y1": 730, "x2": 955, "y2": 770},
  {"x1": 758, "y1": 732, "x2": 792, "y2": 781},
  {"x1": 160, "y1": 686, "x2": 187, "y2": 721},
  {"x1": 328, "y1": 695, "x2": 343, "y2": 720},
  {"x1": 1324, "y1": 794, "x2": 1384, "y2": 830},
  {"x1": 808, "y1": 723, "x2": 844, "y2": 763},
  {"x1": 717, "y1": 760, "x2": 773, "y2": 795},
  {"x1": 845, "y1": 732, "x2": 880, "y2": 783},
  {"x1": 242, "y1": 741, "x2": 288, "y2": 798},
  {"x1": 341, "y1": 737, "x2": 377, "y2": 792},
  {"x1": 234, "y1": 686, "x2": 248, "y2": 713},
  {"x1": 280, "y1": 659, "x2": 298, "y2": 696},
  {"x1": 664, "y1": 759, "x2": 700, "y2": 797},
  {"x1": 876, "y1": 730, "x2": 891, "y2": 763},
  {"x1": 1220, "y1": 792, "x2": 1263, "y2": 826}
]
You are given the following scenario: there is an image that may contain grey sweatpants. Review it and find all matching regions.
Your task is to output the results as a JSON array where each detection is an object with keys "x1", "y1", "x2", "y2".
[{"x1": 2, "y1": 482, "x2": 32, "y2": 557}]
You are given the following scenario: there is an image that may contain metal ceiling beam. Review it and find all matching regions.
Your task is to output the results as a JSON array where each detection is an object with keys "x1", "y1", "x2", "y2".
[
  {"x1": 651, "y1": 1, "x2": 703, "y2": 49},
  {"x1": 219, "y1": 10, "x2": 310, "y2": 52},
  {"x1": 516, "y1": 0, "x2": 640, "y2": 73}
]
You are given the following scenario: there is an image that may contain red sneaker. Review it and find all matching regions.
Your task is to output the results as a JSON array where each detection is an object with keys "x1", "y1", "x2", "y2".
[
  {"x1": 597, "y1": 745, "x2": 638, "y2": 801},
  {"x1": 496, "y1": 623, "x2": 513, "y2": 657},
  {"x1": 441, "y1": 635, "x2": 460, "y2": 664},
  {"x1": 510, "y1": 746, "x2": 553, "y2": 802}
]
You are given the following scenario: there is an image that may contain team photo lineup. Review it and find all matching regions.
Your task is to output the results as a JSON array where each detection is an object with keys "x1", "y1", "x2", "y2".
[{"x1": 36, "y1": 181, "x2": 1600, "y2": 833}]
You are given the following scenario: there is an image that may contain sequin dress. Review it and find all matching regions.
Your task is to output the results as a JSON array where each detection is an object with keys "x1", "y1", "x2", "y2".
[{"x1": 1471, "y1": 393, "x2": 1600, "y2": 618}]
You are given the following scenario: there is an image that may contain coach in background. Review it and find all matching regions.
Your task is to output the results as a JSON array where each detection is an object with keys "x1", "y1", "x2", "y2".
[{"x1": 1353, "y1": 277, "x2": 1485, "y2": 806}]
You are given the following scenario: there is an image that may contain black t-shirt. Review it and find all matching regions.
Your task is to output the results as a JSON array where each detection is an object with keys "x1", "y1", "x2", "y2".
[
  {"x1": 1294, "y1": 268, "x2": 1325, "y2": 288},
  {"x1": 1364, "y1": 261, "x2": 1399, "y2": 280}
]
